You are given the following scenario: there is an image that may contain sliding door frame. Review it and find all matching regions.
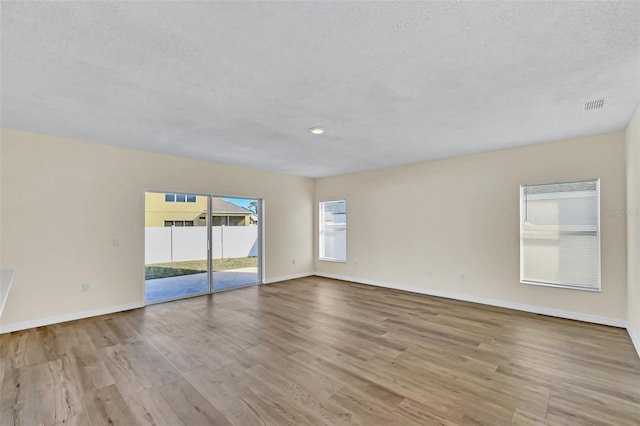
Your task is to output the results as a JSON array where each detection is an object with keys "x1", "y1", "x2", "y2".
[{"x1": 143, "y1": 189, "x2": 264, "y2": 305}]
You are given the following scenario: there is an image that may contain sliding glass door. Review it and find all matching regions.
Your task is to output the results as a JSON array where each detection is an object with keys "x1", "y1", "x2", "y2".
[
  {"x1": 144, "y1": 191, "x2": 262, "y2": 303},
  {"x1": 211, "y1": 196, "x2": 260, "y2": 291}
]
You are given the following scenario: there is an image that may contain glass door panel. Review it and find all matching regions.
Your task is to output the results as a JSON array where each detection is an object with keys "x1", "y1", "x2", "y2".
[
  {"x1": 211, "y1": 196, "x2": 260, "y2": 291},
  {"x1": 144, "y1": 192, "x2": 210, "y2": 302}
]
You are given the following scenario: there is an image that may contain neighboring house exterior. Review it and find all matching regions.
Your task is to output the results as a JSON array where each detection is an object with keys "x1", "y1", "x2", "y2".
[
  {"x1": 144, "y1": 192, "x2": 255, "y2": 227},
  {"x1": 210, "y1": 198, "x2": 255, "y2": 226}
]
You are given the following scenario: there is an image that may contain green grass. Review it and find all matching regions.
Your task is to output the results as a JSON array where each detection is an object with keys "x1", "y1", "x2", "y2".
[{"x1": 145, "y1": 257, "x2": 257, "y2": 280}]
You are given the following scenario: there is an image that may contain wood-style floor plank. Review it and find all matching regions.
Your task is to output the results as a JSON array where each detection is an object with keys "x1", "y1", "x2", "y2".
[
  {"x1": 158, "y1": 378, "x2": 232, "y2": 426},
  {"x1": 83, "y1": 384, "x2": 138, "y2": 426},
  {"x1": 1, "y1": 276, "x2": 638, "y2": 425}
]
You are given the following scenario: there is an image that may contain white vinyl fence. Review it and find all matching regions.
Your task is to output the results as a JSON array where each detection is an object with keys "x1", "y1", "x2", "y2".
[{"x1": 145, "y1": 226, "x2": 258, "y2": 264}]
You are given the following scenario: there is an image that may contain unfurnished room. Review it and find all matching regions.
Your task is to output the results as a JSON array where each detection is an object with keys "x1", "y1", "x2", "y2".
[{"x1": 1, "y1": 1, "x2": 639, "y2": 425}]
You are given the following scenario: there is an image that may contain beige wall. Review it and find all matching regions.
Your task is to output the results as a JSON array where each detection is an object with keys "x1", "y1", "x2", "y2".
[
  {"x1": 0, "y1": 126, "x2": 633, "y2": 334},
  {"x1": 626, "y1": 104, "x2": 640, "y2": 345},
  {"x1": 0, "y1": 129, "x2": 314, "y2": 327},
  {"x1": 315, "y1": 132, "x2": 628, "y2": 322}
]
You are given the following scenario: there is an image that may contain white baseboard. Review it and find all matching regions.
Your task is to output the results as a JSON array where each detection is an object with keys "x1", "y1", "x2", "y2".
[
  {"x1": 0, "y1": 272, "x2": 314, "y2": 333},
  {"x1": 628, "y1": 326, "x2": 640, "y2": 359},
  {"x1": 314, "y1": 272, "x2": 627, "y2": 328},
  {"x1": 263, "y1": 272, "x2": 314, "y2": 285},
  {"x1": 1, "y1": 271, "x2": 634, "y2": 352},
  {"x1": 0, "y1": 302, "x2": 145, "y2": 334}
]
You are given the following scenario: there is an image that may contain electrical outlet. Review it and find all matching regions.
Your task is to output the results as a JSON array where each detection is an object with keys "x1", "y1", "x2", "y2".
[
  {"x1": 292, "y1": 257, "x2": 296, "y2": 264},
  {"x1": 82, "y1": 282, "x2": 91, "y2": 292},
  {"x1": 113, "y1": 237, "x2": 121, "y2": 247},
  {"x1": 459, "y1": 272, "x2": 465, "y2": 281},
  {"x1": 354, "y1": 259, "x2": 359, "y2": 266},
  {"x1": 426, "y1": 269, "x2": 432, "y2": 277}
]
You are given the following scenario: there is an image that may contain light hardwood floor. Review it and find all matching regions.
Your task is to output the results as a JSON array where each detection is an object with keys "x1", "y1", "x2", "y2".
[{"x1": 1, "y1": 276, "x2": 639, "y2": 425}]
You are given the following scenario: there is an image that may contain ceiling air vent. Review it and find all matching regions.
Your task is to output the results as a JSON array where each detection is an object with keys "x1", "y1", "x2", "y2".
[{"x1": 583, "y1": 98, "x2": 607, "y2": 111}]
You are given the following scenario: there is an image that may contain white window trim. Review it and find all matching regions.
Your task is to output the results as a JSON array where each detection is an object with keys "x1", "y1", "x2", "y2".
[
  {"x1": 519, "y1": 179, "x2": 601, "y2": 292},
  {"x1": 319, "y1": 199, "x2": 347, "y2": 263}
]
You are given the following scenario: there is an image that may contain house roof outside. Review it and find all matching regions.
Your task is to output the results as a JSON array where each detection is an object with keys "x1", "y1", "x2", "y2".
[{"x1": 207, "y1": 198, "x2": 253, "y2": 215}]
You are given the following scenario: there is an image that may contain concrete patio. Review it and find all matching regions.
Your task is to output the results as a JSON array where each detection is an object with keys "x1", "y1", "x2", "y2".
[{"x1": 145, "y1": 267, "x2": 259, "y2": 302}]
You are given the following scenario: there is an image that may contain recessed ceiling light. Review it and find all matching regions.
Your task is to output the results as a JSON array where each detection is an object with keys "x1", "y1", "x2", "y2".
[{"x1": 310, "y1": 127, "x2": 325, "y2": 135}]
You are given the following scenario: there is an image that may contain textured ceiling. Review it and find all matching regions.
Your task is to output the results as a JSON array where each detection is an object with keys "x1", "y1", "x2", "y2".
[{"x1": 1, "y1": 1, "x2": 639, "y2": 178}]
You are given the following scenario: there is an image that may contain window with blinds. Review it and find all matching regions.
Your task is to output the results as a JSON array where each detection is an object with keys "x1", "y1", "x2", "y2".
[
  {"x1": 319, "y1": 200, "x2": 347, "y2": 262},
  {"x1": 520, "y1": 179, "x2": 601, "y2": 291}
]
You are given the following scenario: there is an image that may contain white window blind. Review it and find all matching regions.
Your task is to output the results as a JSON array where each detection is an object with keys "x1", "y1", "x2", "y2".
[
  {"x1": 319, "y1": 200, "x2": 346, "y2": 262},
  {"x1": 520, "y1": 180, "x2": 600, "y2": 291}
]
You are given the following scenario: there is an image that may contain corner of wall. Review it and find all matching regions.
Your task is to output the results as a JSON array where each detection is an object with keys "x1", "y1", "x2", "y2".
[{"x1": 625, "y1": 102, "x2": 640, "y2": 359}]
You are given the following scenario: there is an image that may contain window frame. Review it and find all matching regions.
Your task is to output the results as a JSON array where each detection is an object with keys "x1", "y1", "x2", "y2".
[
  {"x1": 163, "y1": 220, "x2": 195, "y2": 227},
  {"x1": 519, "y1": 178, "x2": 601, "y2": 292},
  {"x1": 319, "y1": 199, "x2": 347, "y2": 263},
  {"x1": 165, "y1": 193, "x2": 197, "y2": 203}
]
